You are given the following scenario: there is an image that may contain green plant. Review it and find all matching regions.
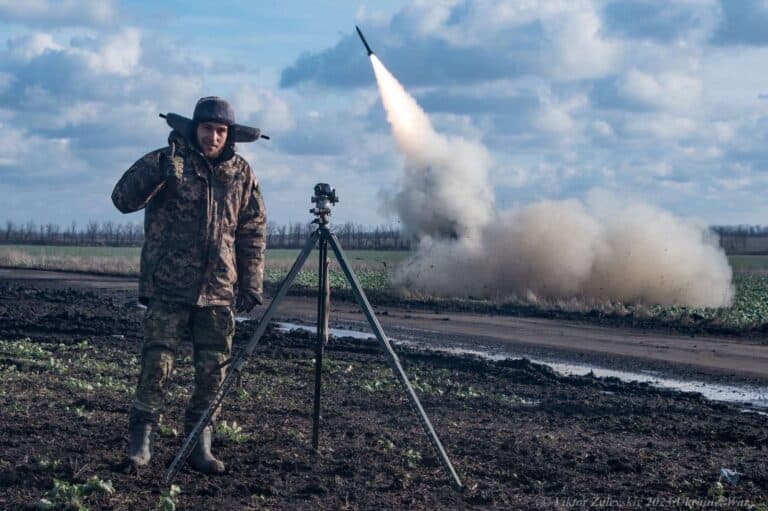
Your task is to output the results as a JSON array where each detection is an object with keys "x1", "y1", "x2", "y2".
[
  {"x1": 65, "y1": 378, "x2": 94, "y2": 392},
  {"x1": 284, "y1": 427, "x2": 306, "y2": 441},
  {"x1": 92, "y1": 375, "x2": 131, "y2": 394},
  {"x1": 70, "y1": 340, "x2": 89, "y2": 351},
  {"x1": 0, "y1": 338, "x2": 49, "y2": 360},
  {"x1": 36, "y1": 459, "x2": 62, "y2": 471},
  {"x1": 36, "y1": 476, "x2": 114, "y2": 511},
  {"x1": 158, "y1": 484, "x2": 181, "y2": 511},
  {"x1": 362, "y1": 377, "x2": 394, "y2": 392},
  {"x1": 706, "y1": 480, "x2": 725, "y2": 501},
  {"x1": 216, "y1": 421, "x2": 249, "y2": 443},
  {"x1": 237, "y1": 388, "x2": 250, "y2": 401},
  {"x1": 64, "y1": 405, "x2": 90, "y2": 419},
  {"x1": 403, "y1": 448, "x2": 422, "y2": 468},
  {"x1": 157, "y1": 422, "x2": 178, "y2": 438},
  {"x1": 410, "y1": 375, "x2": 444, "y2": 396},
  {"x1": 377, "y1": 438, "x2": 395, "y2": 451},
  {"x1": 495, "y1": 393, "x2": 539, "y2": 406},
  {"x1": 455, "y1": 386, "x2": 482, "y2": 398},
  {"x1": 44, "y1": 357, "x2": 68, "y2": 375}
]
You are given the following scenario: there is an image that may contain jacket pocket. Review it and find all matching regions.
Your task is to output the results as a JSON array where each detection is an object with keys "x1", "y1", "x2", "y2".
[{"x1": 152, "y1": 244, "x2": 202, "y2": 297}]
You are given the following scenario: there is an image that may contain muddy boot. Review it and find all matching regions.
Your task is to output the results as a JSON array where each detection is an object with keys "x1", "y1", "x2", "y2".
[
  {"x1": 127, "y1": 408, "x2": 156, "y2": 467},
  {"x1": 187, "y1": 425, "x2": 225, "y2": 475}
]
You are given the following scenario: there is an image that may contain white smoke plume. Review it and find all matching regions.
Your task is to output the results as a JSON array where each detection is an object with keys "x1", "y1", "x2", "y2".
[
  {"x1": 371, "y1": 56, "x2": 494, "y2": 240},
  {"x1": 370, "y1": 56, "x2": 734, "y2": 308}
]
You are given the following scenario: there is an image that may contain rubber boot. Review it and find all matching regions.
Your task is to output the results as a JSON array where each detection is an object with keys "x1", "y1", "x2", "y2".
[
  {"x1": 127, "y1": 409, "x2": 155, "y2": 467},
  {"x1": 187, "y1": 425, "x2": 225, "y2": 474}
]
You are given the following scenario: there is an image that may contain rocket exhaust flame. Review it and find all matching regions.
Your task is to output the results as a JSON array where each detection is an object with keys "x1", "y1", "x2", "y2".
[{"x1": 366, "y1": 48, "x2": 734, "y2": 308}]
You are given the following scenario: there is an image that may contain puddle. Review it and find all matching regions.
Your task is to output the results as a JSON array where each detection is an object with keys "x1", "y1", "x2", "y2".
[
  {"x1": 545, "y1": 361, "x2": 768, "y2": 409},
  {"x1": 270, "y1": 321, "x2": 768, "y2": 410}
]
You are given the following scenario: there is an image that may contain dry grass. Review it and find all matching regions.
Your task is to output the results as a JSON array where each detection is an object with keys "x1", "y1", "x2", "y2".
[
  {"x1": 0, "y1": 249, "x2": 389, "y2": 277},
  {"x1": 0, "y1": 250, "x2": 139, "y2": 275}
]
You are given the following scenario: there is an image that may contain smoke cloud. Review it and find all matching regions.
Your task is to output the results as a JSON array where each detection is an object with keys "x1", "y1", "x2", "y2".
[
  {"x1": 370, "y1": 56, "x2": 734, "y2": 308},
  {"x1": 371, "y1": 56, "x2": 493, "y2": 241}
]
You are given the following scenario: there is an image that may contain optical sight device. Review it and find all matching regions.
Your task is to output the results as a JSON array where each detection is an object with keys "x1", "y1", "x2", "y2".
[{"x1": 310, "y1": 183, "x2": 338, "y2": 225}]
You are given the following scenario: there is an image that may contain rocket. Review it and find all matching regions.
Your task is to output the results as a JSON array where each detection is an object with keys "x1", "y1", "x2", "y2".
[{"x1": 355, "y1": 25, "x2": 374, "y2": 56}]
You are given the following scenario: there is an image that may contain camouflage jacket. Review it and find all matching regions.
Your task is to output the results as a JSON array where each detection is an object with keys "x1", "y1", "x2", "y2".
[{"x1": 112, "y1": 131, "x2": 266, "y2": 306}]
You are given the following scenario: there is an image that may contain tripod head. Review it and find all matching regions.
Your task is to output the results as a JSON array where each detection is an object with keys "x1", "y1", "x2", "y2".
[{"x1": 310, "y1": 183, "x2": 339, "y2": 226}]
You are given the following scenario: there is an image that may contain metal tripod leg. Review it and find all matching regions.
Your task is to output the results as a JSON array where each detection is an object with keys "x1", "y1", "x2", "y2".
[
  {"x1": 163, "y1": 230, "x2": 320, "y2": 485},
  {"x1": 312, "y1": 231, "x2": 330, "y2": 450},
  {"x1": 326, "y1": 232, "x2": 464, "y2": 490}
]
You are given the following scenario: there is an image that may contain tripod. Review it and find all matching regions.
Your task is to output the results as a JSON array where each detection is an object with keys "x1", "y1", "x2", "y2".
[{"x1": 164, "y1": 183, "x2": 463, "y2": 490}]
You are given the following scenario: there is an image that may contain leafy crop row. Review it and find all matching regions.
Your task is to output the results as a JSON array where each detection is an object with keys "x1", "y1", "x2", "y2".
[{"x1": 266, "y1": 269, "x2": 768, "y2": 331}]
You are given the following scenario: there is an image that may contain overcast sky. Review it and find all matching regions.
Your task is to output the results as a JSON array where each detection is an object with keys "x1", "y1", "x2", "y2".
[{"x1": 0, "y1": 0, "x2": 766, "y2": 228}]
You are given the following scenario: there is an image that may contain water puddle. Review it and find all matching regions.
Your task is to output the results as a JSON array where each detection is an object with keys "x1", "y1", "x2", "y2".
[
  {"x1": 268, "y1": 321, "x2": 768, "y2": 410},
  {"x1": 546, "y1": 361, "x2": 768, "y2": 409}
]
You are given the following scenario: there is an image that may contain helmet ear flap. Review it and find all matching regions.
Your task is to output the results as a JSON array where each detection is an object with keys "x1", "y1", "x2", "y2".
[
  {"x1": 161, "y1": 113, "x2": 196, "y2": 142},
  {"x1": 232, "y1": 125, "x2": 261, "y2": 142}
]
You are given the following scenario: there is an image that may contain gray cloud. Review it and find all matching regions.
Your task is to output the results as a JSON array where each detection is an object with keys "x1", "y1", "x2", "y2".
[
  {"x1": 280, "y1": 33, "x2": 531, "y2": 89},
  {"x1": 0, "y1": 26, "x2": 206, "y2": 227},
  {"x1": 0, "y1": 21, "x2": 391, "y2": 226},
  {"x1": 722, "y1": 116, "x2": 768, "y2": 167},
  {"x1": 602, "y1": 0, "x2": 717, "y2": 42},
  {"x1": 280, "y1": 7, "x2": 549, "y2": 89},
  {"x1": 711, "y1": 0, "x2": 768, "y2": 46},
  {"x1": 0, "y1": 0, "x2": 117, "y2": 28}
]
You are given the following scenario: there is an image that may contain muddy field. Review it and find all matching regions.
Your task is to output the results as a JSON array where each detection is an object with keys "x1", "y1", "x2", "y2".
[{"x1": 0, "y1": 283, "x2": 766, "y2": 510}]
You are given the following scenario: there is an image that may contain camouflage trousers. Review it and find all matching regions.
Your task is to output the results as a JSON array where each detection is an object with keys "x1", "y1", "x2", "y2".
[{"x1": 131, "y1": 300, "x2": 234, "y2": 429}]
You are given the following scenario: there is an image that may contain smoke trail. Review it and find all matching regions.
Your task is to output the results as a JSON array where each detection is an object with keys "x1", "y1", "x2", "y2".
[
  {"x1": 371, "y1": 55, "x2": 494, "y2": 240},
  {"x1": 369, "y1": 56, "x2": 734, "y2": 308}
]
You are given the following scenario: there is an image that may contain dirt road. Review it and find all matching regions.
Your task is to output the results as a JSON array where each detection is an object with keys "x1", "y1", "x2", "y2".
[{"x1": 2, "y1": 267, "x2": 766, "y2": 385}]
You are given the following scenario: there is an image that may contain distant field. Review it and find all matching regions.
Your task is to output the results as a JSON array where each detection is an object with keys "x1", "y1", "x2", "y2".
[
  {"x1": 265, "y1": 248, "x2": 409, "y2": 267},
  {"x1": 0, "y1": 244, "x2": 763, "y2": 272},
  {"x1": 0, "y1": 245, "x2": 409, "y2": 265},
  {"x1": 0, "y1": 245, "x2": 408, "y2": 290},
  {"x1": 0, "y1": 244, "x2": 141, "y2": 258},
  {"x1": 729, "y1": 254, "x2": 768, "y2": 272},
  {"x1": 0, "y1": 244, "x2": 766, "y2": 331}
]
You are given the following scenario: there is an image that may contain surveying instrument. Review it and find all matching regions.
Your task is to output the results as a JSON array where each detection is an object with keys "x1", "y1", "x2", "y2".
[{"x1": 164, "y1": 183, "x2": 463, "y2": 490}]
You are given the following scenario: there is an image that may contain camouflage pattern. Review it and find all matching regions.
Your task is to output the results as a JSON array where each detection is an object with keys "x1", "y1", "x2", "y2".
[
  {"x1": 132, "y1": 300, "x2": 234, "y2": 427},
  {"x1": 112, "y1": 130, "x2": 266, "y2": 306}
]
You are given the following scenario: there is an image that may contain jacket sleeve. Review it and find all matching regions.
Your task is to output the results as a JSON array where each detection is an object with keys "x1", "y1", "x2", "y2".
[
  {"x1": 235, "y1": 165, "x2": 267, "y2": 297},
  {"x1": 111, "y1": 149, "x2": 168, "y2": 213}
]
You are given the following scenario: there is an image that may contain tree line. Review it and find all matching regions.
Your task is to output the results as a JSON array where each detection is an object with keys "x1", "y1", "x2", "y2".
[
  {"x1": 3, "y1": 220, "x2": 766, "y2": 251},
  {"x1": 711, "y1": 225, "x2": 768, "y2": 236},
  {"x1": 0, "y1": 220, "x2": 412, "y2": 250}
]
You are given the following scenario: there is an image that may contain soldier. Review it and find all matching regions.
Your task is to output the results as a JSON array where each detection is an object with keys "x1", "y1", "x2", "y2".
[{"x1": 112, "y1": 96, "x2": 266, "y2": 473}]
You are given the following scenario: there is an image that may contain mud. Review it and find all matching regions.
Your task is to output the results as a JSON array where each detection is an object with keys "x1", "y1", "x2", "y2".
[
  {"x1": 0, "y1": 283, "x2": 766, "y2": 510},
  {"x1": 5, "y1": 268, "x2": 767, "y2": 387}
]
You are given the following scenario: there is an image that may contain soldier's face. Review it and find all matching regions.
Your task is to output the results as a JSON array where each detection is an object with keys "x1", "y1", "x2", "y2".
[{"x1": 196, "y1": 122, "x2": 229, "y2": 159}]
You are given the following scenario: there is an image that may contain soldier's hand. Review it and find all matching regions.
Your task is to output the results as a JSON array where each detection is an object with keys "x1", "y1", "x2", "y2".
[
  {"x1": 159, "y1": 148, "x2": 182, "y2": 181},
  {"x1": 236, "y1": 292, "x2": 263, "y2": 313}
]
